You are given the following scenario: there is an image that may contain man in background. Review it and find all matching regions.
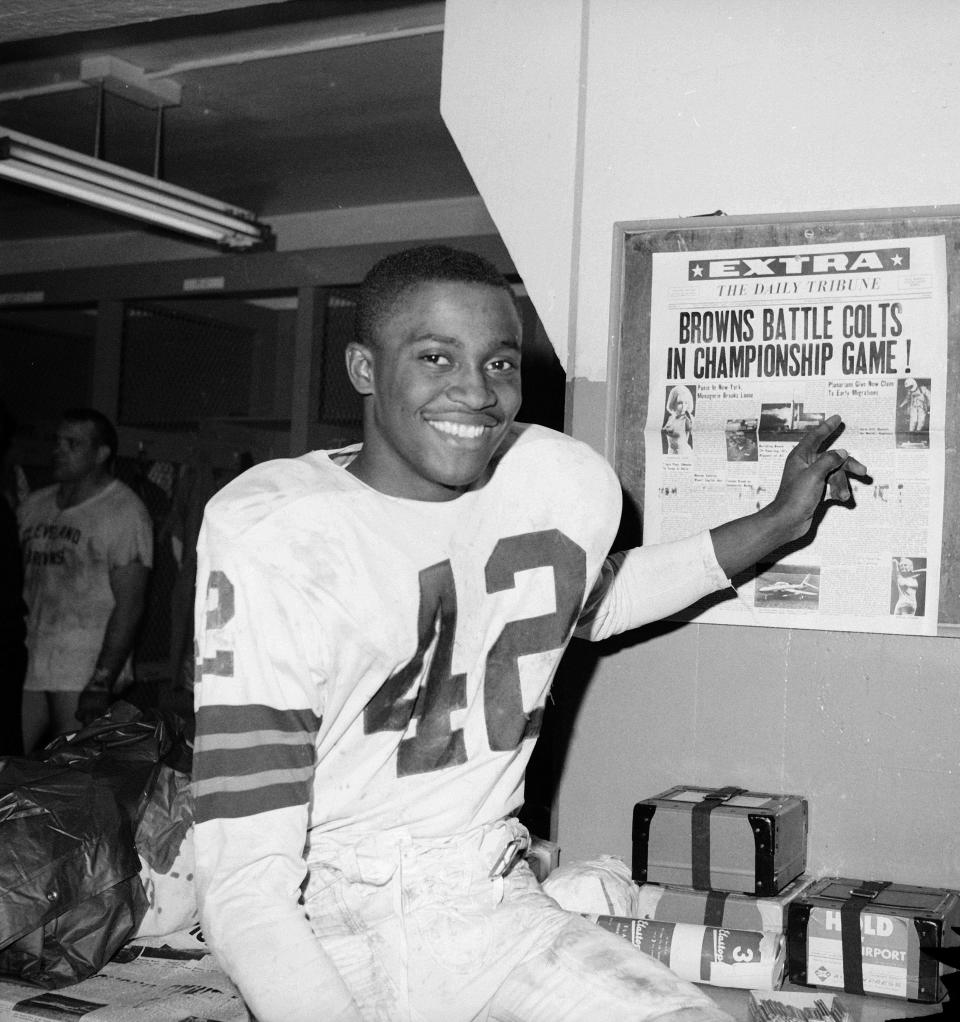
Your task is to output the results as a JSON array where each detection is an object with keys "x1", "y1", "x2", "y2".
[{"x1": 19, "y1": 407, "x2": 153, "y2": 752}]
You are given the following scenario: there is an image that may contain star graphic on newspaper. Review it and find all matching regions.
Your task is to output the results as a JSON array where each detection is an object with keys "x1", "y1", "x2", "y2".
[
  {"x1": 690, "y1": 263, "x2": 704, "y2": 278},
  {"x1": 889, "y1": 252, "x2": 904, "y2": 267}
]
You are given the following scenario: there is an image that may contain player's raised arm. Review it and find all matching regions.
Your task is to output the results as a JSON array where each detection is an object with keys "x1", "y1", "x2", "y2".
[{"x1": 710, "y1": 414, "x2": 868, "y2": 579}]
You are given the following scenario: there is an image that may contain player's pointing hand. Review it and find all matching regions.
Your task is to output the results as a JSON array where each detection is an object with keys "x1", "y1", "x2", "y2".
[
  {"x1": 769, "y1": 414, "x2": 868, "y2": 542},
  {"x1": 710, "y1": 414, "x2": 868, "y2": 578}
]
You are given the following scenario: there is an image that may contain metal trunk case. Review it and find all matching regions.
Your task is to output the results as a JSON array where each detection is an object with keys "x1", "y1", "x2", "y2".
[
  {"x1": 787, "y1": 877, "x2": 960, "y2": 1003},
  {"x1": 632, "y1": 785, "x2": 808, "y2": 896}
]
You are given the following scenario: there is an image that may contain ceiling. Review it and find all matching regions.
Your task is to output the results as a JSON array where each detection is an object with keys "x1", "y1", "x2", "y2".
[{"x1": 0, "y1": 0, "x2": 480, "y2": 247}]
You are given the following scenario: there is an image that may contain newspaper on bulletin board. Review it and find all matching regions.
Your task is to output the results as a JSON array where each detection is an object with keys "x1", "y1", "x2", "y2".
[{"x1": 612, "y1": 211, "x2": 960, "y2": 637}]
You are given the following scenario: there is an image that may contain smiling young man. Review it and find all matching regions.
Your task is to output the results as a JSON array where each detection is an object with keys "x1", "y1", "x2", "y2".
[
  {"x1": 344, "y1": 272, "x2": 523, "y2": 501},
  {"x1": 192, "y1": 246, "x2": 866, "y2": 1022}
]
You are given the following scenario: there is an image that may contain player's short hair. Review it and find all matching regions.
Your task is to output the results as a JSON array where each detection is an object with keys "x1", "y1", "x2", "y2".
[
  {"x1": 62, "y1": 407, "x2": 118, "y2": 460},
  {"x1": 355, "y1": 245, "x2": 518, "y2": 349}
]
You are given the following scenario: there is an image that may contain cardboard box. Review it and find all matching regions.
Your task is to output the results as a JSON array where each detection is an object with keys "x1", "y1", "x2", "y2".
[
  {"x1": 524, "y1": 837, "x2": 560, "y2": 883},
  {"x1": 632, "y1": 785, "x2": 808, "y2": 895},
  {"x1": 786, "y1": 877, "x2": 960, "y2": 1002},
  {"x1": 635, "y1": 873, "x2": 816, "y2": 933}
]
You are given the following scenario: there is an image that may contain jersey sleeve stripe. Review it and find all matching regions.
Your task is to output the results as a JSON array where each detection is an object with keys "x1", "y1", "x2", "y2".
[
  {"x1": 194, "y1": 765, "x2": 314, "y2": 797},
  {"x1": 195, "y1": 703, "x2": 320, "y2": 736},
  {"x1": 193, "y1": 703, "x2": 320, "y2": 821},
  {"x1": 193, "y1": 740, "x2": 313, "y2": 781},
  {"x1": 198, "y1": 729, "x2": 311, "y2": 751},
  {"x1": 194, "y1": 778, "x2": 314, "y2": 822}
]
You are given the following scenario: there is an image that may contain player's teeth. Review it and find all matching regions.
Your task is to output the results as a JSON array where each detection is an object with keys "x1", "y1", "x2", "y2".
[{"x1": 432, "y1": 421, "x2": 485, "y2": 438}]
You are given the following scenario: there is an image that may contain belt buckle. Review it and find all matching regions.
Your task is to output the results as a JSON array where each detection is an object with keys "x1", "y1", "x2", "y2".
[{"x1": 487, "y1": 837, "x2": 523, "y2": 879}]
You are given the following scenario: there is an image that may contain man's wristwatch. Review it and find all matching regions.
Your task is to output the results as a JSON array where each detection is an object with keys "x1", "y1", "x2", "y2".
[
  {"x1": 85, "y1": 666, "x2": 113, "y2": 693},
  {"x1": 83, "y1": 666, "x2": 115, "y2": 699}
]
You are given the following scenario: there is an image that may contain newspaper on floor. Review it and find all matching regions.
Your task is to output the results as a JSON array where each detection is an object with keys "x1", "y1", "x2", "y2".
[{"x1": 0, "y1": 929, "x2": 251, "y2": 1022}]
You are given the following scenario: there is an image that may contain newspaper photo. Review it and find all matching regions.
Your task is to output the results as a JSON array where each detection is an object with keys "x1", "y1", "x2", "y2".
[{"x1": 640, "y1": 234, "x2": 947, "y2": 635}]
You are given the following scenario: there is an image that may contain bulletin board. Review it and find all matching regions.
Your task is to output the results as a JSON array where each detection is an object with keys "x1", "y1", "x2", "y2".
[{"x1": 611, "y1": 208, "x2": 960, "y2": 636}]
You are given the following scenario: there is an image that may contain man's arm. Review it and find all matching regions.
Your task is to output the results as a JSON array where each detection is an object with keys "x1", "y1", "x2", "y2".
[
  {"x1": 574, "y1": 531, "x2": 728, "y2": 641},
  {"x1": 576, "y1": 415, "x2": 866, "y2": 641},
  {"x1": 192, "y1": 515, "x2": 361, "y2": 1022},
  {"x1": 709, "y1": 414, "x2": 866, "y2": 578},
  {"x1": 77, "y1": 560, "x2": 150, "y2": 723}
]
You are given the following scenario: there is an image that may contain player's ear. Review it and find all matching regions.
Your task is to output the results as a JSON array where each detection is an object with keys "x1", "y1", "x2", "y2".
[{"x1": 345, "y1": 342, "x2": 375, "y2": 396}]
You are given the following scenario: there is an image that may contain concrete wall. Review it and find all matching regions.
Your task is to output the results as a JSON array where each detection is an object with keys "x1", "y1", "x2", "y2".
[{"x1": 442, "y1": 0, "x2": 960, "y2": 887}]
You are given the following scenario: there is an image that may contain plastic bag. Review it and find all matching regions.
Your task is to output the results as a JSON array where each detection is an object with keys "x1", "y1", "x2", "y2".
[
  {"x1": 39, "y1": 700, "x2": 183, "y2": 824},
  {"x1": 0, "y1": 758, "x2": 147, "y2": 988},
  {"x1": 0, "y1": 702, "x2": 189, "y2": 987}
]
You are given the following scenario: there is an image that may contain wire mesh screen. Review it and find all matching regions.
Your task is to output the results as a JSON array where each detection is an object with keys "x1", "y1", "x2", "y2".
[
  {"x1": 0, "y1": 310, "x2": 95, "y2": 435},
  {"x1": 319, "y1": 290, "x2": 363, "y2": 427},
  {"x1": 119, "y1": 304, "x2": 254, "y2": 427}
]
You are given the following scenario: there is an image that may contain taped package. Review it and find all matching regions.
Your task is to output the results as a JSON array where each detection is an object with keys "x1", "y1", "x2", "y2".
[
  {"x1": 587, "y1": 916, "x2": 785, "y2": 989},
  {"x1": 541, "y1": 855, "x2": 640, "y2": 916},
  {"x1": 634, "y1": 874, "x2": 816, "y2": 934}
]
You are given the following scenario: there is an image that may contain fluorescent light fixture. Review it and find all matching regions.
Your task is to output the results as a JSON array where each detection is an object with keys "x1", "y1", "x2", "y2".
[{"x1": 0, "y1": 127, "x2": 273, "y2": 250}]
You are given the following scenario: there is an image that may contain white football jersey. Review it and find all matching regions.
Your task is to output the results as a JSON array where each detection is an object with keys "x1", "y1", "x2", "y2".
[
  {"x1": 193, "y1": 423, "x2": 622, "y2": 839},
  {"x1": 191, "y1": 423, "x2": 728, "y2": 1021}
]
